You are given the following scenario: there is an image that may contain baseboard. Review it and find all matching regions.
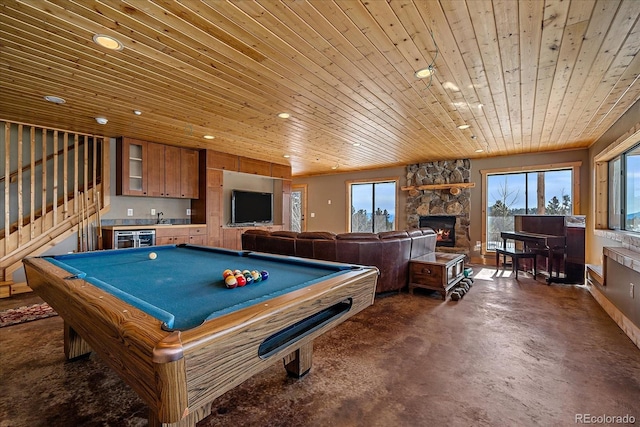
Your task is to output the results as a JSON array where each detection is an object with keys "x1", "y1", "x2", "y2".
[
  {"x1": 587, "y1": 281, "x2": 640, "y2": 350},
  {"x1": 0, "y1": 281, "x2": 32, "y2": 298}
]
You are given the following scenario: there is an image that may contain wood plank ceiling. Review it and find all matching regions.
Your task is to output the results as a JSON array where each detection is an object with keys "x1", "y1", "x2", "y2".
[{"x1": 1, "y1": 0, "x2": 639, "y2": 176}]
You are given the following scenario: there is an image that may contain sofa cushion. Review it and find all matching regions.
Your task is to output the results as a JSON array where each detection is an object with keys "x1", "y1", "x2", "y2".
[
  {"x1": 297, "y1": 231, "x2": 337, "y2": 240},
  {"x1": 241, "y1": 229, "x2": 271, "y2": 251},
  {"x1": 378, "y1": 230, "x2": 409, "y2": 240},
  {"x1": 409, "y1": 227, "x2": 437, "y2": 258},
  {"x1": 336, "y1": 233, "x2": 379, "y2": 240},
  {"x1": 271, "y1": 231, "x2": 299, "y2": 238},
  {"x1": 243, "y1": 229, "x2": 271, "y2": 235}
]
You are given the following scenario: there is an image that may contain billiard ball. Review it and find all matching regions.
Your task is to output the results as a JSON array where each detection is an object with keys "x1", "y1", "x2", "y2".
[
  {"x1": 235, "y1": 274, "x2": 247, "y2": 287},
  {"x1": 251, "y1": 271, "x2": 261, "y2": 282},
  {"x1": 261, "y1": 270, "x2": 269, "y2": 281},
  {"x1": 148, "y1": 252, "x2": 157, "y2": 260},
  {"x1": 233, "y1": 269, "x2": 242, "y2": 276},
  {"x1": 224, "y1": 275, "x2": 238, "y2": 289},
  {"x1": 222, "y1": 269, "x2": 234, "y2": 279}
]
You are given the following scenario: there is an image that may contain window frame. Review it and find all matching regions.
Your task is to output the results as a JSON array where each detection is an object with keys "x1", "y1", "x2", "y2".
[
  {"x1": 594, "y1": 124, "x2": 640, "y2": 232},
  {"x1": 345, "y1": 177, "x2": 399, "y2": 233},
  {"x1": 606, "y1": 142, "x2": 640, "y2": 232},
  {"x1": 480, "y1": 161, "x2": 582, "y2": 255}
]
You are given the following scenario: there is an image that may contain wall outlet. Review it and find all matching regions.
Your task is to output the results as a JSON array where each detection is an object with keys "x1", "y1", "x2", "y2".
[
  {"x1": 186, "y1": 208, "x2": 192, "y2": 216},
  {"x1": 631, "y1": 283, "x2": 635, "y2": 299},
  {"x1": 151, "y1": 208, "x2": 156, "y2": 216},
  {"x1": 328, "y1": 199, "x2": 332, "y2": 205},
  {"x1": 310, "y1": 212, "x2": 315, "y2": 218},
  {"x1": 127, "y1": 208, "x2": 133, "y2": 216}
]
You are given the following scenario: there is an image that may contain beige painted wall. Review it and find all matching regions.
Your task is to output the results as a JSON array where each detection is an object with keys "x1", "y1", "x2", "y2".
[
  {"x1": 293, "y1": 149, "x2": 589, "y2": 262},
  {"x1": 293, "y1": 166, "x2": 407, "y2": 234}
]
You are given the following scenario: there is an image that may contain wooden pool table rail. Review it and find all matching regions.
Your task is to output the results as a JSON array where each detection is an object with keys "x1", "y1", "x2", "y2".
[{"x1": 23, "y1": 256, "x2": 378, "y2": 427}]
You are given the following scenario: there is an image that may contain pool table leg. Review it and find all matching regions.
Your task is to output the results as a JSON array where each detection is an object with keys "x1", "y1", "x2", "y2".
[
  {"x1": 63, "y1": 321, "x2": 92, "y2": 360},
  {"x1": 283, "y1": 342, "x2": 313, "y2": 378}
]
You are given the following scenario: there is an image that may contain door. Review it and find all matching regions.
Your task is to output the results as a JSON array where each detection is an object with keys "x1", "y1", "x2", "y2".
[{"x1": 290, "y1": 184, "x2": 307, "y2": 232}]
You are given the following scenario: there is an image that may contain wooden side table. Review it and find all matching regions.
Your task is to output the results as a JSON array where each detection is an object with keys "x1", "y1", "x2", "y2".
[{"x1": 409, "y1": 252, "x2": 466, "y2": 300}]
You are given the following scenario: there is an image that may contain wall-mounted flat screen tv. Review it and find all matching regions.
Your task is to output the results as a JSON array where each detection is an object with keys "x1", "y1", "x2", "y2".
[{"x1": 231, "y1": 190, "x2": 273, "y2": 224}]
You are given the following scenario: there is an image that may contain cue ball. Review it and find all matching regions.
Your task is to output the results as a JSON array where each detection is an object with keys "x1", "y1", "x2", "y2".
[{"x1": 148, "y1": 252, "x2": 157, "y2": 260}]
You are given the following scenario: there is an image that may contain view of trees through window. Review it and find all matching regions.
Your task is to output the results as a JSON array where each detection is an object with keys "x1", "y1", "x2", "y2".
[
  {"x1": 626, "y1": 146, "x2": 640, "y2": 231},
  {"x1": 487, "y1": 169, "x2": 573, "y2": 250},
  {"x1": 350, "y1": 181, "x2": 396, "y2": 233}
]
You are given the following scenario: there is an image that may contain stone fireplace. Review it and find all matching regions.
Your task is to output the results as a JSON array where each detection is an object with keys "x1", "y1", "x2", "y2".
[{"x1": 406, "y1": 159, "x2": 471, "y2": 254}]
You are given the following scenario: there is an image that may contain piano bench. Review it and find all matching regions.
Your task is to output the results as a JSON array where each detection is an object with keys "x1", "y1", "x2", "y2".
[{"x1": 495, "y1": 248, "x2": 538, "y2": 280}]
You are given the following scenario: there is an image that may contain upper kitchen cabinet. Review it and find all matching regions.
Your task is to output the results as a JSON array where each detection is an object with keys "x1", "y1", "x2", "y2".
[
  {"x1": 238, "y1": 156, "x2": 271, "y2": 176},
  {"x1": 180, "y1": 148, "x2": 199, "y2": 198},
  {"x1": 116, "y1": 137, "x2": 199, "y2": 199},
  {"x1": 116, "y1": 137, "x2": 148, "y2": 196}
]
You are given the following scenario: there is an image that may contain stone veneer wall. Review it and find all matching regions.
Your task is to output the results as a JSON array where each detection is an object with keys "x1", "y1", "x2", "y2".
[{"x1": 406, "y1": 159, "x2": 471, "y2": 254}]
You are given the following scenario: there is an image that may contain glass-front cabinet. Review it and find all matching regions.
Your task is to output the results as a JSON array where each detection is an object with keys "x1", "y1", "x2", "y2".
[{"x1": 116, "y1": 137, "x2": 148, "y2": 196}]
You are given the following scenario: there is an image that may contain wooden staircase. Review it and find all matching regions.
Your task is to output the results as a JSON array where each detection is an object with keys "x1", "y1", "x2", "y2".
[{"x1": 1, "y1": 120, "x2": 109, "y2": 297}]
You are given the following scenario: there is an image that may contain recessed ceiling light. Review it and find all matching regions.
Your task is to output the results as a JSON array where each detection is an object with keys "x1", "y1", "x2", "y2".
[
  {"x1": 283, "y1": 154, "x2": 290, "y2": 158},
  {"x1": 203, "y1": 135, "x2": 215, "y2": 140},
  {"x1": 457, "y1": 124, "x2": 470, "y2": 130},
  {"x1": 331, "y1": 164, "x2": 339, "y2": 170},
  {"x1": 95, "y1": 117, "x2": 108, "y2": 125},
  {"x1": 133, "y1": 110, "x2": 142, "y2": 115},
  {"x1": 414, "y1": 66, "x2": 435, "y2": 79},
  {"x1": 352, "y1": 142, "x2": 361, "y2": 147},
  {"x1": 475, "y1": 149, "x2": 484, "y2": 153},
  {"x1": 93, "y1": 34, "x2": 123, "y2": 51},
  {"x1": 277, "y1": 112, "x2": 290, "y2": 119},
  {"x1": 44, "y1": 95, "x2": 66, "y2": 104}
]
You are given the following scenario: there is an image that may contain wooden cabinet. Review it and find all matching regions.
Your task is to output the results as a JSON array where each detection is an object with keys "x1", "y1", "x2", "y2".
[
  {"x1": 180, "y1": 148, "x2": 199, "y2": 198},
  {"x1": 188, "y1": 226, "x2": 207, "y2": 245},
  {"x1": 271, "y1": 163, "x2": 292, "y2": 179},
  {"x1": 409, "y1": 252, "x2": 466, "y2": 300},
  {"x1": 207, "y1": 150, "x2": 238, "y2": 171},
  {"x1": 155, "y1": 227, "x2": 190, "y2": 245},
  {"x1": 117, "y1": 137, "x2": 199, "y2": 199},
  {"x1": 239, "y1": 157, "x2": 271, "y2": 176},
  {"x1": 146, "y1": 142, "x2": 167, "y2": 197},
  {"x1": 116, "y1": 138, "x2": 148, "y2": 196}
]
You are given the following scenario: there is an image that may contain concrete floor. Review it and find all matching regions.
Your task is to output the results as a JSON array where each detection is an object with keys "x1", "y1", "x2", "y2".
[{"x1": 1, "y1": 266, "x2": 639, "y2": 427}]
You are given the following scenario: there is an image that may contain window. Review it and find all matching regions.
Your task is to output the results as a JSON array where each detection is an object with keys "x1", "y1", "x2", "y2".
[
  {"x1": 609, "y1": 143, "x2": 640, "y2": 232},
  {"x1": 482, "y1": 163, "x2": 580, "y2": 251},
  {"x1": 348, "y1": 179, "x2": 397, "y2": 233}
]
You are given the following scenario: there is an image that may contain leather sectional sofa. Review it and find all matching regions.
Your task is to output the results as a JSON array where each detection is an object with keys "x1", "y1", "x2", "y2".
[{"x1": 241, "y1": 228, "x2": 437, "y2": 293}]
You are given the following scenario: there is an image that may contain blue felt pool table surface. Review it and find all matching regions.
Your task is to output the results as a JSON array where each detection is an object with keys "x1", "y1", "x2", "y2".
[{"x1": 46, "y1": 245, "x2": 355, "y2": 330}]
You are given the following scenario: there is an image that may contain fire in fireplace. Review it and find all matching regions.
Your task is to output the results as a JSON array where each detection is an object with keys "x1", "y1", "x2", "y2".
[{"x1": 419, "y1": 215, "x2": 456, "y2": 247}]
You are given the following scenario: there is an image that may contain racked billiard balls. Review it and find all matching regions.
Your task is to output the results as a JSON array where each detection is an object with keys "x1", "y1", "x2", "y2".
[
  {"x1": 235, "y1": 274, "x2": 247, "y2": 287},
  {"x1": 224, "y1": 275, "x2": 238, "y2": 289}
]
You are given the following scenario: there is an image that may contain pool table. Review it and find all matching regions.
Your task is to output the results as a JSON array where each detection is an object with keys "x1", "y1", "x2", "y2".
[{"x1": 23, "y1": 245, "x2": 378, "y2": 427}]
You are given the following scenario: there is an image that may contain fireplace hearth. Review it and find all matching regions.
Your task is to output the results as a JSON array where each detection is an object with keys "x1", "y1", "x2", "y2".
[{"x1": 420, "y1": 215, "x2": 456, "y2": 247}]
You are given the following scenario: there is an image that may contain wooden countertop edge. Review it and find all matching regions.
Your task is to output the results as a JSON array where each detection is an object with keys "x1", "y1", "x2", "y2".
[{"x1": 102, "y1": 224, "x2": 206, "y2": 231}]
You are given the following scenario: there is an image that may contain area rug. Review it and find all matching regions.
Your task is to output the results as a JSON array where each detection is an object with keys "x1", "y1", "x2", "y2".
[{"x1": 0, "y1": 303, "x2": 58, "y2": 327}]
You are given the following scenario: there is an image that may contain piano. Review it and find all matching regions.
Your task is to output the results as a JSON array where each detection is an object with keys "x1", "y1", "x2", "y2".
[{"x1": 500, "y1": 215, "x2": 585, "y2": 284}]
